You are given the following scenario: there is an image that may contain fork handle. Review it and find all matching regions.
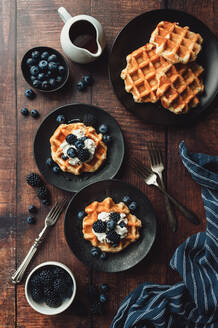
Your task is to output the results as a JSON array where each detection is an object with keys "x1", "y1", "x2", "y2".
[
  {"x1": 157, "y1": 186, "x2": 200, "y2": 225},
  {"x1": 159, "y1": 177, "x2": 177, "y2": 232},
  {"x1": 11, "y1": 226, "x2": 48, "y2": 284}
]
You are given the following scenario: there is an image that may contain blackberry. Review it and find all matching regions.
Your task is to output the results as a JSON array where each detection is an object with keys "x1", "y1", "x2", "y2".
[
  {"x1": 66, "y1": 134, "x2": 77, "y2": 145},
  {"x1": 31, "y1": 287, "x2": 44, "y2": 303},
  {"x1": 109, "y1": 212, "x2": 120, "y2": 222},
  {"x1": 30, "y1": 274, "x2": 41, "y2": 288},
  {"x1": 45, "y1": 291, "x2": 61, "y2": 308},
  {"x1": 39, "y1": 269, "x2": 53, "y2": 286},
  {"x1": 53, "y1": 278, "x2": 68, "y2": 295},
  {"x1": 77, "y1": 148, "x2": 90, "y2": 162},
  {"x1": 52, "y1": 266, "x2": 67, "y2": 279},
  {"x1": 106, "y1": 230, "x2": 120, "y2": 244},
  {"x1": 83, "y1": 113, "x2": 97, "y2": 127},
  {"x1": 92, "y1": 220, "x2": 106, "y2": 233},
  {"x1": 37, "y1": 186, "x2": 49, "y2": 200},
  {"x1": 26, "y1": 172, "x2": 42, "y2": 187}
]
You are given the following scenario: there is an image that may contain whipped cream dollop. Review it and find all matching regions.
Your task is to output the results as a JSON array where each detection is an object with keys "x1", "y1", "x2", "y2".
[
  {"x1": 60, "y1": 127, "x2": 96, "y2": 166},
  {"x1": 92, "y1": 212, "x2": 128, "y2": 244}
]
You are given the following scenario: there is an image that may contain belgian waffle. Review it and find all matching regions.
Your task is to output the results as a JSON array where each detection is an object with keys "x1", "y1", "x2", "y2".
[
  {"x1": 82, "y1": 197, "x2": 142, "y2": 253},
  {"x1": 150, "y1": 21, "x2": 203, "y2": 64},
  {"x1": 156, "y1": 62, "x2": 204, "y2": 114},
  {"x1": 50, "y1": 122, "x2": 107, "y2": 175},
  {"x1": 120, "y1": 43, "x2": 172, "y2": 103}
]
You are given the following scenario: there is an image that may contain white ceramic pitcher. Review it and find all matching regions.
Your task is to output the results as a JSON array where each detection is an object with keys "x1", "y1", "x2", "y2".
[{"x1": 58, "y1": 7, "x2": 106, "y2": 64}]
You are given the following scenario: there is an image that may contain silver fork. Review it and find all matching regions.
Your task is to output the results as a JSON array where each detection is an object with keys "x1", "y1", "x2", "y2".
[
  {"x1": 147, "y1": 142, "x2": 177, "y2": 232},
  {"x1": 131, "y1": 158, "x2": 200, "y2": 225},
  {"x1": 11, "y1": 199, "x2": 68, "y2": 284}
]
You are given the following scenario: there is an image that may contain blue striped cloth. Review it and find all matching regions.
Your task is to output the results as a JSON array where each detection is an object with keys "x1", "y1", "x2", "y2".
[{"x1": 111, "y1": 141, "x2": 218, "y2": 328}]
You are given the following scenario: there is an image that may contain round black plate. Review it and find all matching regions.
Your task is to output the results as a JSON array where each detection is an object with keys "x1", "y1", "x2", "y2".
[
  {"x1": 34, "y1": 104, "x2": 125, "y2": 192},
  {"x1": 109, "y1": 9, "x2": 218, "y2": 126},
  {"x1": 64, "y1": 179, "x2": 156, "y2": 272}
]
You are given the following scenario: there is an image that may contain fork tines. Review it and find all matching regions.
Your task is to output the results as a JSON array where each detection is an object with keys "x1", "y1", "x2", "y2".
[
  {"x1": 147, "y1": 141, "x2": 163, "y2": 165},
  {"x1": 130, "y1": 157, "x2": 152, "y2": 179},
  {"x1": 46, "y1": 199, "x2": 68, "y2": 225}
]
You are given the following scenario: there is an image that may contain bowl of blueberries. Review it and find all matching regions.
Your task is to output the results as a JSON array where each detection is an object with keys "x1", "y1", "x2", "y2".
[
  {"x1": 21, "y1": 46, "x2": 70, "y2": 93},
  {"x1": 25, "y1": 261, "x2": 76, "y2": 315}
]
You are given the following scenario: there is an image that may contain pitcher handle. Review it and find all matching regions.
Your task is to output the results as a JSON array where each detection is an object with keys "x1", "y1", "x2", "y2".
[{"x1": 58, "y1": 7, "x2": 72, "y2": 23}]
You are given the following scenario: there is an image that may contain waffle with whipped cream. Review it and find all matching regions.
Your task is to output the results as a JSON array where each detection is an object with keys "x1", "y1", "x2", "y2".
[
  {"x1": 50, "y1": 122, "x2": 107, "y2": 175},
  {"x1": 82, "y1": 197, "x2": 142, "y2": 253}
]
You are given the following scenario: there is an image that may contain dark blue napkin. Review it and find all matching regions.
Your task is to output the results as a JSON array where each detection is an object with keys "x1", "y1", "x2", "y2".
[{"x1": 111, "y1": 141, "x2": 218, "y2": 328}]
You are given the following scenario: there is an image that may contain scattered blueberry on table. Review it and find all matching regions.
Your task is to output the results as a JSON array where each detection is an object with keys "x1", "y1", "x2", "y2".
[
  {"x1": 82, "y1": 74, "x2": 94, "y2": 87},
  {"x1": 20, "y1": 107, "x2": 29, "y2": 116},
  {"x1": 30, "y1": 109, "x2": 40, "y2": 118},
  {"x1": 25, "y1": 88, "x2": 35, "y2": 99},
  {"x1": 87, "y1": 283, "x2": 110, "y2": 315},
  {"x1": 28, "y1": 205, "x2": 37, "y2": 214},
  {"x1": 76, "y1": 80, "x2": 86, "y2": 91},
  {"x1": 26, "y1": 216, "x2": 36, "y2": 224}
]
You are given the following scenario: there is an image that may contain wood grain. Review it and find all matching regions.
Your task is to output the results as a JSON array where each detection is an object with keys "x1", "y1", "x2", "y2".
[{"x1": 0, "y1": 0, "x2": 217, "y2": 327}]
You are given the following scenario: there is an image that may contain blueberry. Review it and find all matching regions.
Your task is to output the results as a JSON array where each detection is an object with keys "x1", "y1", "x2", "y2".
[
  {"x1": 49, "y1": 78, "x2": 56, "y2": 88},
  {"x1": 74, "y1": 140, "x2": 84, "y2": 149},
  {"x1": 32, "y1": 79, "x2": 41, "y2": 88},
  {"x1": 26, "y1": 58, "x2": 34, "y2": 66},
  {"x1": 99, "y1": 294, "x2": 107, "y2": 303},
  {"x1": 28, "y1": 205, "x2": 37, "y2": 214},
  {"x1": 42, "y1": 199, "x2": 50, "y2": 206},
  {"x1": 30, "y1": 66, "x2": 39, "y2": 76},
  {"x1": 20, "y1": 107, "x2": 29, "y2": 116},
  {"x1": 48, "y1": 62, "x2": 58, "y2": 72},
  {"x1": 26, "y1": 216, "x2": 35, "y2": 224},
  {"x1": 31, "y1": 109, "x2": 39, "y2": 118},
  {"x1": 56, "y1": 114, "x2": 65, "y2": 124},
  {"x1": 31, "y1": 51, "x2": 40, "y2": 60},
  {"x1": 56, "y1": 75, "x2": 63, "y2": 84},
  {"x1": 122, "y1": 195, "x2": 132, "y2": 205},
  {"x1": 77, "y1": 211, "x2": 86, "y2": 219},
  {"x1": 76, "y1": 81, "x2": 86, "y2": 91},
  {"x1": 103, "y1": 134, "x2": 112, "y2": 144},
  {"x1": 98, "y1": 124, "x2": 108, "y2": 134},
  {"x1": 38, "y1": 73, "x2": 45, "y2": 81},
  {"x1": 100, "y1": 284, "x2": 109, "y2": 292},
  {"x1": 62, "y1": 154, "x2": 68, "y2": 160},
  {"x1": 67, "y1": 147, "x2": 77, "y2": 158},
  {"x1": 41, "y1": 51, "x2": 49, "y2": 60},
  {"x1": 119, "y1": 221, "x2": 126, "y2": 228},
  {"x1": 38, "y1": 60, "x2": 48, "y2": 71},
  {"x1": 100, "y1": 252, "x2": 108, "y2": 260},
  {"x1": 106, "y1": 220, "x2": 116, "y2": 231},
  {"x1": 25, "y1": 88, "x2": 35, "y2": 99},
  {"x1": 45, "y1": 71, "x2": 52, "y2": 78},
  {"x1": 48, "y1": 54, "x2": 57, "y2": 62},
  {"x1": 129, "y1": 201, "x2": 137, "y2": 211},
  {"x1": 90, "y1": 247, "x2": 100, "y2": 257},
  {"x1": 58, "y1": 65, "x2": 65, "y2": 75},
  {"x1": 46, "y1": 157, "x2": 54, "y2": 167},
  {"x1": 82, "y1": 75, "x2": 93, "y2": 86},
  {"x1": 53, "y1": 165, "x2": 60, "y2": 174},
  {"x1": 30, "y1": 75, "x2": 37, "y2": 82},
  {"x1": 41, "y1": 80, "x2": 49, "y2": 90}
]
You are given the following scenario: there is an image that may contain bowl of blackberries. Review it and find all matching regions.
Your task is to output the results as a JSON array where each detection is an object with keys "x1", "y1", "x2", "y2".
[
  {"x1": 21, "y1": 47, "x2": 69, "y2": 93},
  {"x1": 25, "y1": 261, "x2": 76, "y2": 315}
]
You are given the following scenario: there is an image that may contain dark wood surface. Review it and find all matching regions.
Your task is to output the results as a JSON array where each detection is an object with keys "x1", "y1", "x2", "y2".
[{"x1": 0, "y1": 0, "x2": 217, "y2": 327}]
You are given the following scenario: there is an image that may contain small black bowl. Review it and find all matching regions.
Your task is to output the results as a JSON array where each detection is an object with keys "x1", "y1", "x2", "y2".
[{"x1": 21, "y1": 46, "x2": 70, "y2": 93}]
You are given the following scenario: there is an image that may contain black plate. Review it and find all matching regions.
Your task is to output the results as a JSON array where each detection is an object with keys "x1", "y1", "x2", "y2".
[
  {"x1": 64, "y1": 179, "x2": 157, "y2": 272},
  {"x1": 34, "y1": 104, "x2": 125, "y2": 192},
  {"x1": 109, "y1": 9, "x2": 218, "y2": 126}
]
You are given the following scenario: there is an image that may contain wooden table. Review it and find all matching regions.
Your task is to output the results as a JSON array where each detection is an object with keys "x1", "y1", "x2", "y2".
[{"x1": 1, "y1": 0, "x2": 218, "y2": 327}]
